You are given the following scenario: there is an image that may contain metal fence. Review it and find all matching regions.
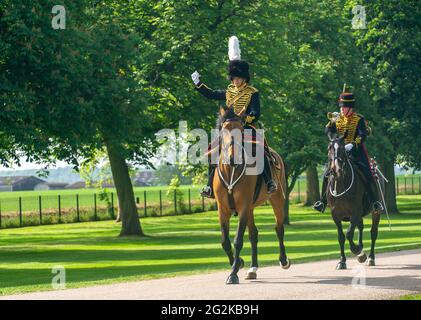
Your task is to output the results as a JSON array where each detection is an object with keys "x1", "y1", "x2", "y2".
[
  {"x1": 0, "y1": 175, "x2": 419, "y2": 229},
  {"x1": 0, "y1": 188, "x2": 217, "y2": 229}
]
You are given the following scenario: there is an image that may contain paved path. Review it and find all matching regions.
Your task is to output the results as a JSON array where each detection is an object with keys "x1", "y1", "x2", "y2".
[{"x1": 2, "y1": 249, "x2": 421, "y2": 300}]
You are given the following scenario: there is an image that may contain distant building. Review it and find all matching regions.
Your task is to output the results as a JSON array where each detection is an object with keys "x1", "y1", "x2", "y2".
[
  {"x1": 47, "y1": 182, "x2": 69, "y2": 190},
  {"x1": 0, "y1": 176, "x2": 49, "y2": 191},
  {"x1": 65, "y1": 180, "x2": 115, "y2": 189},
  {"x1": 133, "y1": 171, "x2": 155, "y2": 187}
]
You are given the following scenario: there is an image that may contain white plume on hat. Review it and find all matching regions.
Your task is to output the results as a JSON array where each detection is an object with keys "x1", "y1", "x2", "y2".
[{"x1": 228, "y1": 36, "x2": 241, "y2": 61}]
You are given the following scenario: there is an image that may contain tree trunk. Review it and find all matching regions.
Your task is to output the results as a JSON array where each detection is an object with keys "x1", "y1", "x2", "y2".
[
  {"x1": 304, "y1": 166, "x2": 320, "y2": 206},
  {"x1": 379, "y1": 157, "x2": 399, "y2": 214},
  {"x1": 106, "y1": 143, "x2": 144, "y2": 236}
]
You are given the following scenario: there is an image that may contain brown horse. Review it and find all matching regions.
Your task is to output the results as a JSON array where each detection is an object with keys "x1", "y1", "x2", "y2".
[
  {"x1": 213, "y1": 108, "x2": 290, "y2": 285},
  {"x1": 327, "y1": 135, "x2": 382, "y2": 270}
]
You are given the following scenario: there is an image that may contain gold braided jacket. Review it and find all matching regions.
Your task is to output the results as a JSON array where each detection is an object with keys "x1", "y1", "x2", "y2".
[
  {"x1": 225, "y1": 83, "x2": 258, "y2": 115},
  {"x1": 326, "y1": 113, "x2": 365, "y2": 145}
]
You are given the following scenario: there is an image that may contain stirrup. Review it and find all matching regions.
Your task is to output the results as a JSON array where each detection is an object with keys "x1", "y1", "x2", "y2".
[
  {"x1": 373, "y1": 201, "x2": 384, "y2": 212},
  {"x1": 313, "y1": 201, "x2": 326, "y2": 213},
  {"x1": 266, "y1": 180, "x2": 277, "y2": 194},
  {"x1": 200, "y1": 186, "x2": 214, "y2": 199}
]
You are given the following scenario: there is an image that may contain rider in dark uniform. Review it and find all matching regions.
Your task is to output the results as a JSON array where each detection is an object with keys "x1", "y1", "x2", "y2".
[
  {"x1": 313, "y1": 91, "x2": 384, "y2": 213},
  {"x1": 191, "y1": 37, "x2": 277, "y2": 198}
]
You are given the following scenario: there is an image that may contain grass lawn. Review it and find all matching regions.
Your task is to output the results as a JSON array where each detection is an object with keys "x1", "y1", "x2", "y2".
[
  {"x1": 0, "y1": 195, "x2": 420, "y2": 296},
  {"x1": 400, "y1": 293, "x2": 421, "y2": 300}
]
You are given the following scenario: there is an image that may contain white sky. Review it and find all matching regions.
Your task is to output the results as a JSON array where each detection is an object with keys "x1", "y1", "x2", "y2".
[{"x1": 0, "y1": 159, "x2": 70, "y2": 171}]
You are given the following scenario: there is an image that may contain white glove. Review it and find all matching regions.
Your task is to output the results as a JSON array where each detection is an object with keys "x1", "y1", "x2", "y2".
[
  {"x1": 191, "y1": 71, "x2": 200, "y2": 85},
  {"x1": 345, "y1": 143, "x2": 354, "y2": 152}
]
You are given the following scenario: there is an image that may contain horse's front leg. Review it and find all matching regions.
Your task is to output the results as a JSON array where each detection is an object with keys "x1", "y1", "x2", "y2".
[
  {"x1": 245, "y1": 215, "x2": 258, "y2": 280},
  {"x1": 226, "y1": 212, "x2": 248, "y2": 285},
  {"x1": 334, "y1": 217, "x2": 347, "y2": 270},
  {"x1": 356, "y1": 218, "x2": 368, "y2": 263},
  {"x1": 346, "y1": 215, "x2": 361, "y2": 255},
  {"x1": 368, "y1": 211, "x2": 381, "y2": 266},
  {"x1": 219, "y1": 210, "x2": 234, "y2": 266}
]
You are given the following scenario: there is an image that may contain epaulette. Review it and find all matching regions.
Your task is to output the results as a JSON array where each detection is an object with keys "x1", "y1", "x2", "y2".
[{"x1": 246, "y1": 85, "x2": 258, "y2": 93}]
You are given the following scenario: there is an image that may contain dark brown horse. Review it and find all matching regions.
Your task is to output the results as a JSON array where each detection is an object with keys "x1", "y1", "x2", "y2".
[
  {"x1": 213, "y1": 108, "x2": 290, "y2": 284},
  {"x1": 327, "y1": 136, "x2": 381, "y2": 269}
]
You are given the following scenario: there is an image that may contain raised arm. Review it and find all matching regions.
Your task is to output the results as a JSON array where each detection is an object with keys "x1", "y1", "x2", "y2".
[
  {"x1": 191, "y1": 71, "x2": 226, "y2": 100},
  {"x1": 195, "y1": 82, "x2": 226, "y2": 100}
]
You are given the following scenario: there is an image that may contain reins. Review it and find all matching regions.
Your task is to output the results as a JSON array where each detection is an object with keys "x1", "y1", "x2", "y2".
[{"x1": 329, "y1": 153, "x2": 355, "y2": 198}]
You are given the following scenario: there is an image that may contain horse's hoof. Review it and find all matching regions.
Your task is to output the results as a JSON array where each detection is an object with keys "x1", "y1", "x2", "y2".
[
  {"x1": 245, "y1": 272, "x2": 257, "y2": 280},
  {"x1": 336, "y1": 261, "x2": 347, "y2": 270},
  {"x1": 280, "y1": 258, "x2": 291, "y2": 269},
  {"x1": 367, "y1": 258, "x2": 375, "y2": 266},
  {"x1": 351, "y1": 245, "x2": 362, "y2": 255},
  {"x1": 226, "y1": 274, "x2": 240, "y2": 285},
  {"x1": 357, "y1": 251, "x2": 367, "y2": 263}
]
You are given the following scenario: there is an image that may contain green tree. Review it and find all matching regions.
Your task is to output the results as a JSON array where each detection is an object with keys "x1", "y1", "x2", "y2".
[
  {"x1": 350, "y1": 0, "x2": 421, "y2": 213},
  {"x1": 0, "y1": 1, "x2": 166, "y2": 235}
]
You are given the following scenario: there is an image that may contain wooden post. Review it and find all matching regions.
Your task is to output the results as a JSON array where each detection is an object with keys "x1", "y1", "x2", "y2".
[
  {"x1": 94, "y1": 193, "x2": 97, "y2": 221},
  {"x1": 0, "y1": 200, "x2": 2, "y2": 228},
  {"x1": 19, "y1": 197, "x2": 22, "y2": 227},
  {"x1": 144, "y1": 190, "x2": 147, "y2": 217},
  {"x1": 58, "y1": 195, "x2": 61, "y2": 223},
  {"x1": 202, "y1": 196, "x2": 205, "y2": 212},
  {"x1": 297, "y1": 180, "x2": 301, "y2": 202},
  {"x1": 404, "y1": 177, "x2": 407, "y2": 194},
  {"x1": 76, "y1": 194, "x2": 80, "y2": 222},
  {"x1": 111, "y1": 192, "x2": 114, "y2": 219},
  {"x1": 39, "y1": 195, "x2": 42, "y2": 225},
  {"x1": 418, "y1": 176, "x2": 421, "y2": 194},
  {"x1": 412, "y1": 176, "x2": 414, "y2": 194},
  {"x1": 159, "y1": 190, "x2": 163, "y2": 216},
  {"x1": 174, "y1": 190, "x2": 177, "y2": 214},
  {"x1": 188, "y1": 189, "x2": 191, "y2": 213}
]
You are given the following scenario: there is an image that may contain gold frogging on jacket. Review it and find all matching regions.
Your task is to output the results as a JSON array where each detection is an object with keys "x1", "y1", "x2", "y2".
[
  {"x1": 225, "y1": 83, "x2": 258, "y2": 115},
  {"x1": 327, "y1": 113, "x2": 363, "y2": 145}
]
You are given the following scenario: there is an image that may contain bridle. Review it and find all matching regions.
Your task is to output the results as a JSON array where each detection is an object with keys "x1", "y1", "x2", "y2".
[
  {"x1": 328, "y1": 140, "x2": 355, "y2": 198},
  {"x1": 217, "y1": 113, "x2": 248, "y2": 194}
]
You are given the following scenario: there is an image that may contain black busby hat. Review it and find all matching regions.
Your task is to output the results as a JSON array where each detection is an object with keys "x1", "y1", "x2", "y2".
[
  {"x1": 338, "y1": 92, "x2": 355, "y2": 108},
  {"x1": 227, "y1": 36, "x2": 250, "y2": 82},
  {"x1": 228, "y1": 60, "x2": 250, "y2": 82}
]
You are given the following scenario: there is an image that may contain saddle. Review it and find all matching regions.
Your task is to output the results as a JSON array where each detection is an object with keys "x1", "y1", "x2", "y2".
[{"x1": 265, "y1": 146, "x2": 283, "y2": 171}]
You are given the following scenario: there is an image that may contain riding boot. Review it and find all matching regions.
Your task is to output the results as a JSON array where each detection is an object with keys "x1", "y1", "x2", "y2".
[
  {"x1": 262, "y1": 154, "x2": 277, "y2": 194},
  {"x1": 366, "y1": 179, "x2": 384, "y2": 212},
  {"x1": 200, "y1": 165, "x2": 216, "y2": 199},
  {"x1": 313, "y1": 171, "x2": 329, "y2": 213}
]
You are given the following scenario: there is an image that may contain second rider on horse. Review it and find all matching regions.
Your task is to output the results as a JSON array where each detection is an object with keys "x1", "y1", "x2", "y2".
[
  {"x1": 191, "y1": 36, "x2": 277, "y2": 198},
  {"x1": 313, "y1": 89, "x2": 384, "y2": 214}
]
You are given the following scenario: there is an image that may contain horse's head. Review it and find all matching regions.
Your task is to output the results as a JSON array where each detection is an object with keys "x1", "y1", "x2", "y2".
[
  {"x1": 328, "y1": 134, "x2": 347, "y2": 177},
  {"x1": 219, "y1": 107, "x2": 244, "y2": 166}
]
